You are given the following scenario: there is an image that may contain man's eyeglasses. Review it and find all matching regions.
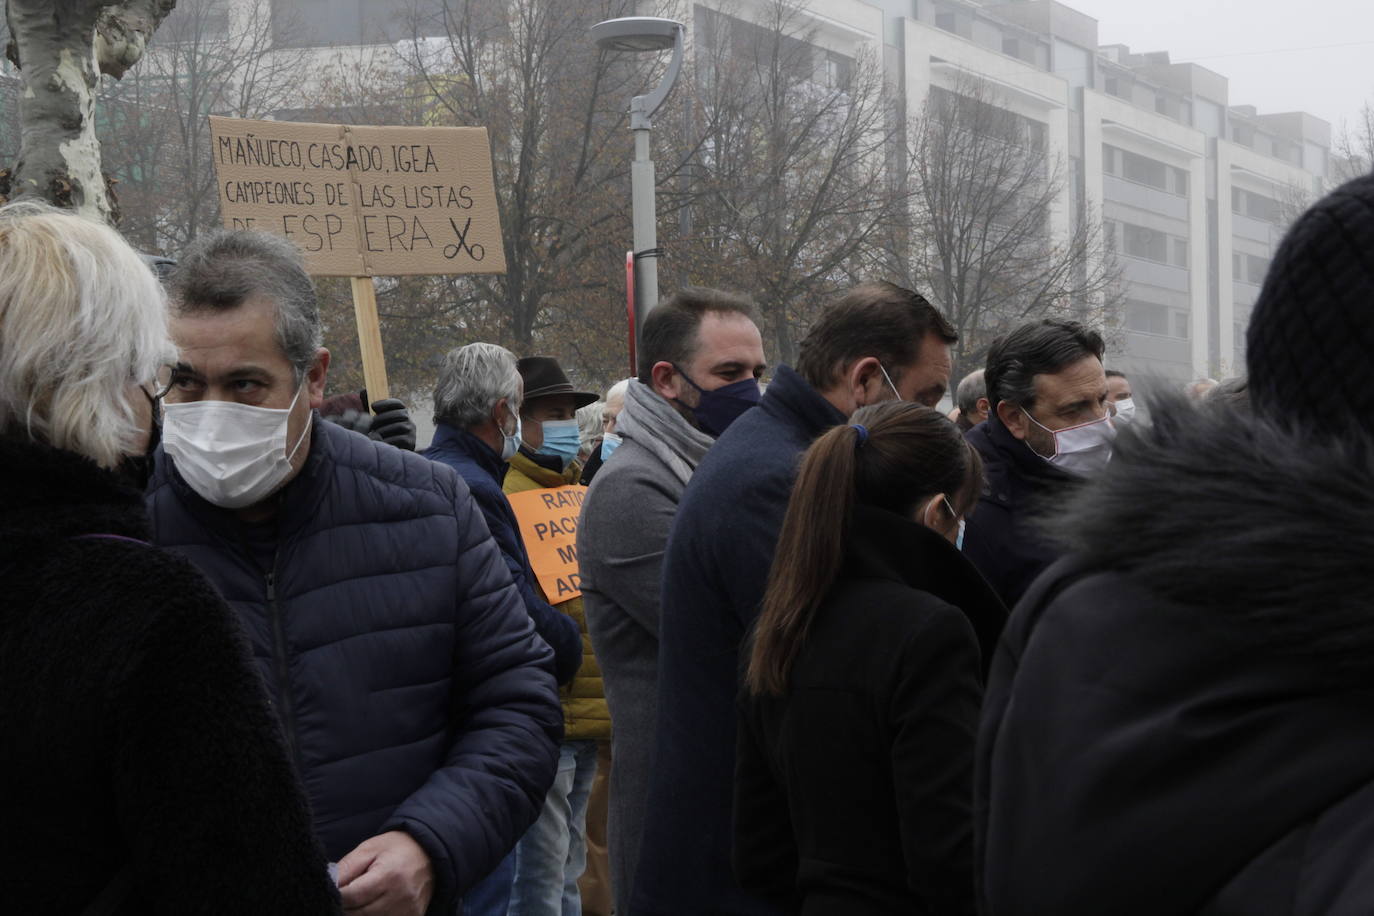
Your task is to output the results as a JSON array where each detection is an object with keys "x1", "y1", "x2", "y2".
[{"x1": 150, "y1": 365, "x2": 179, "y2": 401}]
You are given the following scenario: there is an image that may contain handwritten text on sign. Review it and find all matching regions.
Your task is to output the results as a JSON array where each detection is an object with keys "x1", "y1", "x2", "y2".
[
  {"x1": 208, "y1": 116, "x2": 506, "y2": 277},
  {"x1": 507, "y1": 486, "x2": 587, "y2": 605}
]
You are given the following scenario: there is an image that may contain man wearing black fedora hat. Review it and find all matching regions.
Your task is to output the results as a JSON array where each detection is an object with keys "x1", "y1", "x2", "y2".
[{"x1": 504, "y1": 356, "x2": 610, "y2": 916}]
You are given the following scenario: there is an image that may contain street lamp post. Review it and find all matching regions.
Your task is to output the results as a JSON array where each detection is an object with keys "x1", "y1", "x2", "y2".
[{"x1": 590, "y1": 16, "x2": 686, "y2": 348}]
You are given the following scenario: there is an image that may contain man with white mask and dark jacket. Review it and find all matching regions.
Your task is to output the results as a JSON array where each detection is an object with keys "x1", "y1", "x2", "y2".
[
  {"x1": 962, "y1": 319, "x2": 1114, "y2": 608},
  {"x1": 145, "y1": 230, "x2": 563, "y2": 916}
]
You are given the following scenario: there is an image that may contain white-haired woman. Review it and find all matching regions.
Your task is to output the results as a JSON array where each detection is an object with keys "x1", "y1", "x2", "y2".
[{"x1": 0, "y1": 203, "x2": 339, "y2": 915}]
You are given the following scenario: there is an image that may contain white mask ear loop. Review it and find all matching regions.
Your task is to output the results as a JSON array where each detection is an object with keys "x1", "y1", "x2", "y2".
[
  {"x1": 1020, "y1": 407, "x2": 1059, "y2": 460},
  {"x1": 878, "y1": 363, "x2": 903, "y2": 401},
  {"x1": 284, "y1": 379, "x2": 310, "y2": 461}
]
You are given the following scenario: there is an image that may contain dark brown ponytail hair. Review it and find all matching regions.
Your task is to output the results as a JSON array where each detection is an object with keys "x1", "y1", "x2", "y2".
[{"x1": 745, "y1": 402, "x2": 982, "y2": 696}]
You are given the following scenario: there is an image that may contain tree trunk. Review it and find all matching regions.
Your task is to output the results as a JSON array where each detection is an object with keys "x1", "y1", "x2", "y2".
[
  {"x1": 7, "y1": 1, "x2": 109, "y2": 221},
  {"x1": 6, "y1": 0, "x2": 175, "y2": 223}
]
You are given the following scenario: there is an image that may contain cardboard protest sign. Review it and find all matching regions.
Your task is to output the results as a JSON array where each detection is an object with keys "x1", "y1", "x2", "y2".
[
  {"x1": 507, "y1": 486, "x2": 587, "y2": 605},
  {"x1": 209, "y1": 116, "x2": 506, "y2": 277}
]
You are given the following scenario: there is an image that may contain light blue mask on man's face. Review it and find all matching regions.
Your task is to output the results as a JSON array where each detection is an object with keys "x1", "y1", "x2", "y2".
[{"x1": 535, "y1": 418, "x2": 581, "y2": 469}]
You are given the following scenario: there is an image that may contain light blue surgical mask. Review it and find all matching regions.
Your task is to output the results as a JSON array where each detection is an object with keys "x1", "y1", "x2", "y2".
[
  {"x1": 536, "y1": 418, "x2": 581, "y2": 469},
  {"x1": 500, "y1": 413, "x2": 522, "y2": 462},
  {"x1": 601, "y1": 432, "x2": 622, "y2": 461},
  {"x1": 942, "y1": 495, "x2": 965, "y2": 551}
]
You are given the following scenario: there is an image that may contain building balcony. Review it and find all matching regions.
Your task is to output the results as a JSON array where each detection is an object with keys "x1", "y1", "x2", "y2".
[
  {"x1": 1103, "y1": 175, "x2": 1189, "y2": 221},
  {"x1": 1232, "y1": 278, "x2": 1262, "y2": 307},
  {"x1": 1120, "y1": 255, "x2": 1190, "y2": 293},
  {"x1": 1232, "y1": 212, "x2": 1281, "y2": 245}
]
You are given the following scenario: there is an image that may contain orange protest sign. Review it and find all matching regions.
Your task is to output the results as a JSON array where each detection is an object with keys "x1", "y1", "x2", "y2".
[{"x1": 507, "y1": 485, "x2": 587, "y2": 605}]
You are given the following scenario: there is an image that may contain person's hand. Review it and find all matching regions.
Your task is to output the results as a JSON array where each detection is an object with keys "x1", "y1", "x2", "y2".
[
  {"x1": 337, "y1": 830, "x2": 434, "y2": 915},
  {"x1": 369, "y1": 398, "x2": 416, "y2": 451}
]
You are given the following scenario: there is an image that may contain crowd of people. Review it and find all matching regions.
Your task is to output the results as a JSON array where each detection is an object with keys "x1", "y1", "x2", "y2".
[{"x1": 2, "y1": 171, "x2": 1372, "y2": 916}]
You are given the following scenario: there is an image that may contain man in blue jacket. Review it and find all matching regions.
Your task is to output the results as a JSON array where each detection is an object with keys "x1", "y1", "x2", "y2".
[
  {"x1": 146, "y1": 231, "x2": 563, "y2": 916},
  {"x1": 633, "y1": 282, "x2": 957, "y2": 915},
  {"x1": 421, "y1": 342, "x2": 584, "y2": 915}
]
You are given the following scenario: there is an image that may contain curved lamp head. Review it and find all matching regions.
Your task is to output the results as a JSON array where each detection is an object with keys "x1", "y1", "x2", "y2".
[
  {"x1": 590, "y1": 17, "x2": 686, "y2": 130},
  {"x1": 591, "y1": 16, "x2": 681, "y2": 52}
]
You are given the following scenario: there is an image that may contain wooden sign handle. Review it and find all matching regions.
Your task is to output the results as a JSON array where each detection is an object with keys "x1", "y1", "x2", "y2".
[{"x1": 349, "y1": 276, "x2": 390, "y2": 403}]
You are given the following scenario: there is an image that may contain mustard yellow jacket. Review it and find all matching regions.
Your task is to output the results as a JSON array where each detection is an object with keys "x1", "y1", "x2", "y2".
[{"x1": 504, "y1": 452, "x2": 610, "y2": 740}]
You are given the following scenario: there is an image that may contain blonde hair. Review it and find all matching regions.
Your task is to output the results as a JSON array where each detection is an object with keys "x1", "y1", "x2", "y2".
[{"x1": 0, "y1": 202, "x2": 175, "y2": 468}]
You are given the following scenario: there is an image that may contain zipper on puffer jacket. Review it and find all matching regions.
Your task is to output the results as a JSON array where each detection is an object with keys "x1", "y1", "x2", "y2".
[{"x1": 266, "y1": 552, "x2": 303, "y2": 775}]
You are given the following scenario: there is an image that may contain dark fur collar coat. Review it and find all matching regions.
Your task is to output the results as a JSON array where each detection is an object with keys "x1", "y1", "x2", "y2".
[
  {"x1": 977, "y1": 399, "x2": 1374, "y2": 915},
  {"x1": 0, "y1": 436, "x2": 339, "y2": 914}
]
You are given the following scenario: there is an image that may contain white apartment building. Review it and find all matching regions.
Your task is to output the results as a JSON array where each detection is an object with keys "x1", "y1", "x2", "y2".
[{"x1": 678, "y1": 0, "x2": 1330, "y2": 382}]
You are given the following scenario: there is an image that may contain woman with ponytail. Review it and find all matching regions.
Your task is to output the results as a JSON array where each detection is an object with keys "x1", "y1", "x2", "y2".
[{"x1": 734, "y1": 401, "x2": 1007, "y2": 916}]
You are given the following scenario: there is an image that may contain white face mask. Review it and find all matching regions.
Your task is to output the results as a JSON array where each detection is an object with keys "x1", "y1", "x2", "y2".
[
  {"x1": 1024, "y1": 409, "x2": 1116, "y2": 476},
  {"x1": 1112, "y1": 397, "x2": 1137, "y2": 426},
  {"x1": 162, "y1": 384, "x2": 310, "y2": 509}
]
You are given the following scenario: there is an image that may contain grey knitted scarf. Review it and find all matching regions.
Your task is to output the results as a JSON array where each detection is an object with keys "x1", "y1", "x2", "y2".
[{"x1": 614, "y1": 380, "x2": 714, "y2": 487}]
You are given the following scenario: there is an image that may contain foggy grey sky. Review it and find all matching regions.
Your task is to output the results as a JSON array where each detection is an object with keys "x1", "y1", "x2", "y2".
[{"x1": 1062, "y1": 0, "x2": 1374, "y2": 135}]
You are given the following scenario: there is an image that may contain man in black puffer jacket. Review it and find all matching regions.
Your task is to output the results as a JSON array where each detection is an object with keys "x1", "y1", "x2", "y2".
[{"x1": 147, "y1": 230, "x2": 562, "y2": 916}]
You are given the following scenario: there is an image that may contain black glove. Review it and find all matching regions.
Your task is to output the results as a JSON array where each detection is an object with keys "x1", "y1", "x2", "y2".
[
  {"x1": 369, "y1": 398, "x2": 416, "y2": 451},
  {"x1": 322, "y1": 407, "x2": 372, "y2": 436}
]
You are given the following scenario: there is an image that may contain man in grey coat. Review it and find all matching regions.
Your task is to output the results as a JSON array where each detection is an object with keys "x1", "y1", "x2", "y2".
[{"x1": 577, "y1": 288, "x2": 767, "y2": 912}]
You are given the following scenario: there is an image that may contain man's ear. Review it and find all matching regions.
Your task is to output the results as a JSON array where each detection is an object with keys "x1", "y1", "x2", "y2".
[
  {"x1": 650, "y1": 361, "x2": 679, "y2": 401},
  {"x1": 976, "y1": 396, "x2": 990, "y2": 419},
  {"x1": 492, "y1": 397, "x2": 512, "y2": 430},
  {"x1": 847, "y1": 356, "x2": 883, "y2": 408},
  {"x1": 307, "y1": 348, "x2": 331, "y2": 409},
  {"x1": 997, "y1": 399, "x2": 1028, "y2": 441}
]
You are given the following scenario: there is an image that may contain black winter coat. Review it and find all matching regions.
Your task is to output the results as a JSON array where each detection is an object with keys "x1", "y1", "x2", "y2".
[
  {"x1": 636, "y1": 365, "x2": 845, "y2": 916},
  {"x1": 962, "y1": 416, "x2": 1079, "y2": 608},
  {"x1": 977, "y1": 400, "x2": 1374, "y2": 915},
  {"x1": 146, "y1": 417, "x2": 562, "y2": 911},
  {"x1": 735, "y1": 506, "x2": 1007, "y2": 916},
  {"x1": 0, "y1": 436, "x2": 339, "y2": 915}
]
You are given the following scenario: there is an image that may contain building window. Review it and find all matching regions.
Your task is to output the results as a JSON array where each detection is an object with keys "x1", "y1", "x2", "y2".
[
  {"x1": 1171, "y1": 167, "x2": 1189, "y2": 196},
  {"x1": 1232, "y1": 252, "x2": 1242, "y2": 280},
  {"x1": 1125, "y1": 301, "x2": 1189, "y2": 339},
  {"x1": 936, "y1": 12, "x2": 957, "y2": 33},
  {"x1": 1105, "y1": 77, "x2": 1119, "y2": 96},
  {"x1": 1247, "y1": 254, "x2": 1271, "y2": 284},
  {"x1": 1173, "y1": 238, "x2": 1189, "y2": 269},
  {"x1": 1123, "y1": 223, "x2": 1168, "y2": 262},
  {"x1": 1233, "y1": 188, "x2": 1282, "y2": 223},
  {"x1": 1122, "y1": 149, "x2": 1167, "y2": 190},
  {"x1": 1105, "y1": 145, "x2": 1187, "y2": 197}
]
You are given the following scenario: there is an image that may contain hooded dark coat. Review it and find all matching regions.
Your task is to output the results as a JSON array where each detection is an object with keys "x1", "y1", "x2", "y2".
[
  {"x1": 0, "y1": 436, "x2": 339, "y2": 915},
  {"x1": 977, "y1": 400, "x2": 1374, "y2": 915}
]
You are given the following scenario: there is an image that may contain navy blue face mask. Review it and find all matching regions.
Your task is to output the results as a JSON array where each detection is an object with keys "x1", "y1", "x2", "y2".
[{"x1": 674, "y1": 367, "x2": 762, "y2": 437}]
